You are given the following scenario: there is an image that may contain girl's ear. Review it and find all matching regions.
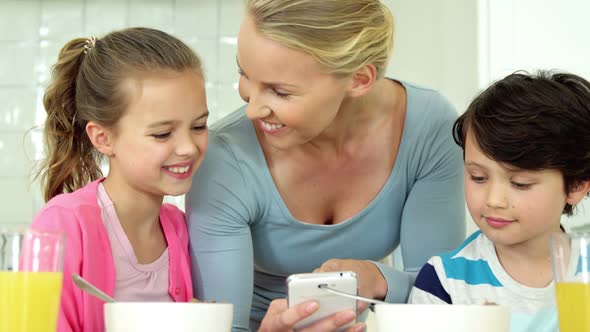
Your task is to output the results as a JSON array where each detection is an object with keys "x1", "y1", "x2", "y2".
[
  {"x1": 347, "y1": 63, "x2": 377, "y2": 98},
  {"x1": 86, "y1": 121, "x2": 115, "y2": 157},
  {"x1": 566, "y1": 180, "x2": 590, "y2": 206}
]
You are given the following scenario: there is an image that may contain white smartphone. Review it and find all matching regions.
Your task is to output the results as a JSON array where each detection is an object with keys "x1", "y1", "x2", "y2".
[{"x1": 287, "y1": 271, "x2": 358, "y2": 331}]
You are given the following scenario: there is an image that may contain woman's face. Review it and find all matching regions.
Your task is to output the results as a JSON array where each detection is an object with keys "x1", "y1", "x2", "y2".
[{"x1": 237, "y1": 15, "x2": 351, "y2": 150}]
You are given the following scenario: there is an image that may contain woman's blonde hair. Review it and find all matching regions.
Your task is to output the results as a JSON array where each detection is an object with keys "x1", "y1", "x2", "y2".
[
  {"x1": 245, "y1": 0, "x2": 394, "y2": 77},
  {"x1": 36, "y1": 27, "x2": 203, "y2": 202}
]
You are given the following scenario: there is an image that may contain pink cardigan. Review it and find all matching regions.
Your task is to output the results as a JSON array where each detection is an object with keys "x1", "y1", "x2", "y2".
[{"x1": 31, "y1": 179, "x2": 194, "y2": 332}]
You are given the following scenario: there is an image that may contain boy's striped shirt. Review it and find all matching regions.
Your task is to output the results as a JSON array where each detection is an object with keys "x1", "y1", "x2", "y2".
[{"x1": 409, "y1": 231, "x2": 558, "y2": 332}]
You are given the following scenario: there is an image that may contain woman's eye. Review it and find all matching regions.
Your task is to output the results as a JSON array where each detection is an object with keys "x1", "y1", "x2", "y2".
[
  {"x1": 152, "y1": 132, "x2": 171, "y2": 140},
  {"x1": 273, "y1": 89, "x2": 290, "y2": 98}
]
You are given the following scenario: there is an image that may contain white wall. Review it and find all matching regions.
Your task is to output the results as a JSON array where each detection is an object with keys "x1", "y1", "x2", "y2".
[
  {"x1": 385, "y1": 0, "x2": 480, "y2": 113},
  {"x1": 484, "y1": 0, "x2": 590, "y2": 83}
]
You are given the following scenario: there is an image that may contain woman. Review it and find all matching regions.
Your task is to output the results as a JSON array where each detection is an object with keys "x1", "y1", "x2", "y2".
[{"x1": 187, "y1": 0, "x2": 465, "y2": 330}]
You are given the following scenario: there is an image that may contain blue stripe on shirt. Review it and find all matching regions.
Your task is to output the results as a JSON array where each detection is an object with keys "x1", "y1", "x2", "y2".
[
  {"x1": 433, "y1": 230, "x2": 502, "y2": 287},
  {"x1": 414, "y1": 263, "x2": 452, "y2": 304},
  {"x1": 441, "y1": 256, "x2": 502, "y2": 286}
]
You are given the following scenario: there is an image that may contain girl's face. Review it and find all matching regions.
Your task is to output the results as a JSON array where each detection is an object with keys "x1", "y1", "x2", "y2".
[
  {"x1": 236, "y1": 15, "x2": 351, "y2": 150},
  {"x1": 463, "y1": 131, "x2": 575, "y2": 250},
  {"x1": 107, "y1": 70, "x2": 209, "y2": 198}
]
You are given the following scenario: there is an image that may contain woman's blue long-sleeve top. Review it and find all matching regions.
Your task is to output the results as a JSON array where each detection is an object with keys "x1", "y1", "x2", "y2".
[{"x1": 186, "y1": 80, "x2": 466, "y2": 331}]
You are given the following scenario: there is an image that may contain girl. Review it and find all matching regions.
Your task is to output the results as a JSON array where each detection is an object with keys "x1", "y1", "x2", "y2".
[
  {"x1": 410, "y1": 71, "x2": 590, "y2": 331},
  {"x1": 31, "y1": 27, "x2": 209, "y2": 332}
]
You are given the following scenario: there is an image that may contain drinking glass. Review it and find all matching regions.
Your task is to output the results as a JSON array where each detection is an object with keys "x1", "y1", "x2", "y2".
[
  {"x1": 0, "y1": 228, "x2": 66, "y2": 332},
  {"x1": 551, "y1": 232, "x2": 590, "y2": 332}
]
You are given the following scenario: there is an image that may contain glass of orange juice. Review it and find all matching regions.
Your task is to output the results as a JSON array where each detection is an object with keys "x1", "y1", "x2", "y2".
[
  {"x1": 0, "y1": 228, "x2": 65, "y2": 332},
  {"x1": 551, "y1": 232, "x2": 590, "y2": 332}
]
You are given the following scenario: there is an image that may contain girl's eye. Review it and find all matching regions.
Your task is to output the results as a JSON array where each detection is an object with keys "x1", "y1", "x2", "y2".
[
  {"x1": 152, "y1": 132, "x2": 171, "y2": 140},
  {"x1": 470, "y1": 176, "x2": 486, "y2": 183},
  {"x1": 192, "y1": 125, "x2": 207, "y2": 131},
  {"x1": 512, "y1": 182, "x2": 532, "y2": 190},
  {"x1": 238, "y1": 69, "x2": 246, "y2": 78}
]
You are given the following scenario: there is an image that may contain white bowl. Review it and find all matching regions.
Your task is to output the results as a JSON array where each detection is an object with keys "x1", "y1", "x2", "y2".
[
  {"x1": 374, "y1": 304, "x2": 510, "y2": 332},
  {"x1": 104, "y1": 302, "x2": 233, "y2": 332}
]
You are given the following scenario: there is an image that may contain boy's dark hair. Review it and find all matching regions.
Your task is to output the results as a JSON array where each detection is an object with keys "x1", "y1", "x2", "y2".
[{"x1": 453, "y1": 70, "x2": 590, "y2": 215}]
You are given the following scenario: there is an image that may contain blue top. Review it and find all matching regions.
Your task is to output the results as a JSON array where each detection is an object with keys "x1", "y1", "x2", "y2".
[{"x1": 186, "y1": 80, "x2": 466, "y2": 331}]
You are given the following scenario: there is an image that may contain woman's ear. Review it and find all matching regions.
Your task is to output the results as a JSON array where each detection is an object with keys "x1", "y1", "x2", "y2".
[
  {"x1": 566, "y1": 180, "x2": 590, "y2": 206},
  {"x1": 86, "y1": 121, "x2": 115, "y2": 157},
  {"x1": 347, "y1": 64, "x2": 377, "y2": 98}
]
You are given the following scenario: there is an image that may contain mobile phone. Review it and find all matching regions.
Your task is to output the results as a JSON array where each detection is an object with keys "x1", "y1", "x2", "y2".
[{"x1": 287, "y1": 271, "x2": 357, "y2": 331}]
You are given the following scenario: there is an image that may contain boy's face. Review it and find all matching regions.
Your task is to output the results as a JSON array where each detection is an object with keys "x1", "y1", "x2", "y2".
[
  {"x1": 106, "y1": 70, "x2": 209, "y2": 199},
  {"x1": 463, "y1": 131, "x2": 568, "y2": 250}
]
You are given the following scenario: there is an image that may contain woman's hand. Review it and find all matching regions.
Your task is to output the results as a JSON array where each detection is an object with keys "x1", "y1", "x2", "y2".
[
  {"x1": 314, "y1": 259, "x2": 388, "y2": 313},
  {"x1": 258, "y1": 299, "x2": 365, "y2": 332}
]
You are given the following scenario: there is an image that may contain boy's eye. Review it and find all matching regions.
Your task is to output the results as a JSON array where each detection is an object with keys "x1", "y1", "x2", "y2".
[
  {"x1": 152, "y1": 132, "x2": 171, "y2": 140},
  {"x1": 511, "y1": 182, "x2": 531, "y2": 190}
]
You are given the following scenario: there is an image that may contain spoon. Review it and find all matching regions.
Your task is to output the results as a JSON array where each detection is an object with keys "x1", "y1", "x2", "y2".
[{"x1": 72, "y1": 274, "x2": 115, "y2": 303}]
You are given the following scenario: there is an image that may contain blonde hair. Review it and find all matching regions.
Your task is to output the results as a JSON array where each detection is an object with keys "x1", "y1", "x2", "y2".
[
  {"x1": 36, "y1": 27, "x2": 203, "y2": 202},
  {"x1": 245, "y1": 0, "x2": 394, "y2": 77}
]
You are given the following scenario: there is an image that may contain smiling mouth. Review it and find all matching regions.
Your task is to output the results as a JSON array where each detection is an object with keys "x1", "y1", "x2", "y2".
[
  {"x1": 164, "y1": 166, "x2": 190, "y2": 174},
  {"x1": 260, "y1": 120, "x2": 286, "y2": 132}
]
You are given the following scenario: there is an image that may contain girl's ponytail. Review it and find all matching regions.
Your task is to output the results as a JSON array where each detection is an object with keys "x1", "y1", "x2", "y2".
[{"x1": 36, "y1": 39, "x2": 102, "y2": 202}]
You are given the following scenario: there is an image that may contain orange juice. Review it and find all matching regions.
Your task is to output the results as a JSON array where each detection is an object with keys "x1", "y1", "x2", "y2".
[
  {"x1": 0, "y1": 271, "x2": 63, "y2": 332},
  {"x1": 556, "y1": 282, "x2": 590, "y2": 332}
]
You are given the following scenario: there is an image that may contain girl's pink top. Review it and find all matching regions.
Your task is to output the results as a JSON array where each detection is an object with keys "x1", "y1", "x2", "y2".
[
  {"x1": 31, "y1": 178, "x2": 193, "y2": 332},
  {"x1": 97, "y1": 182, "x2": 173, "y2": 302}
]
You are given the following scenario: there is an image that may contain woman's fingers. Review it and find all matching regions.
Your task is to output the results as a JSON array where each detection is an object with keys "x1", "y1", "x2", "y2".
[
  {"x1": 345, "y1": 323, "x2": 367, "y2": 332},
  {"x1": 356, "y1": 301, "x2": 369, "y2": 314},
  {"x1": 259, "y1": 299, "x2": 319, "y2": 331},
  {"x1": 299, "y1": 310, "x2": 360, "y2": 332},
  {"x1": 260, "y1": 299, "x2": 365, "y2": 332},
  {"x1": 279, "y1": 300, "x2": 320, "y2": 328}
]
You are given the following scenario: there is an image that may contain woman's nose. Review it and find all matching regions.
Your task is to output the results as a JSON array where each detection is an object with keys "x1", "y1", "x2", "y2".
[
  {"x1": 245, "y1": 101, "x2": 271, "y2": 120},
  {"x1": 243, "y1": 90, "x2": 271, "y2": 120}
]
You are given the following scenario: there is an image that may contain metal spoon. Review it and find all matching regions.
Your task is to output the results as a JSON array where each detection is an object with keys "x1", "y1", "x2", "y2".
[{"x1": 72, "y1": 274, "x2": 115, "y2": 303}]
